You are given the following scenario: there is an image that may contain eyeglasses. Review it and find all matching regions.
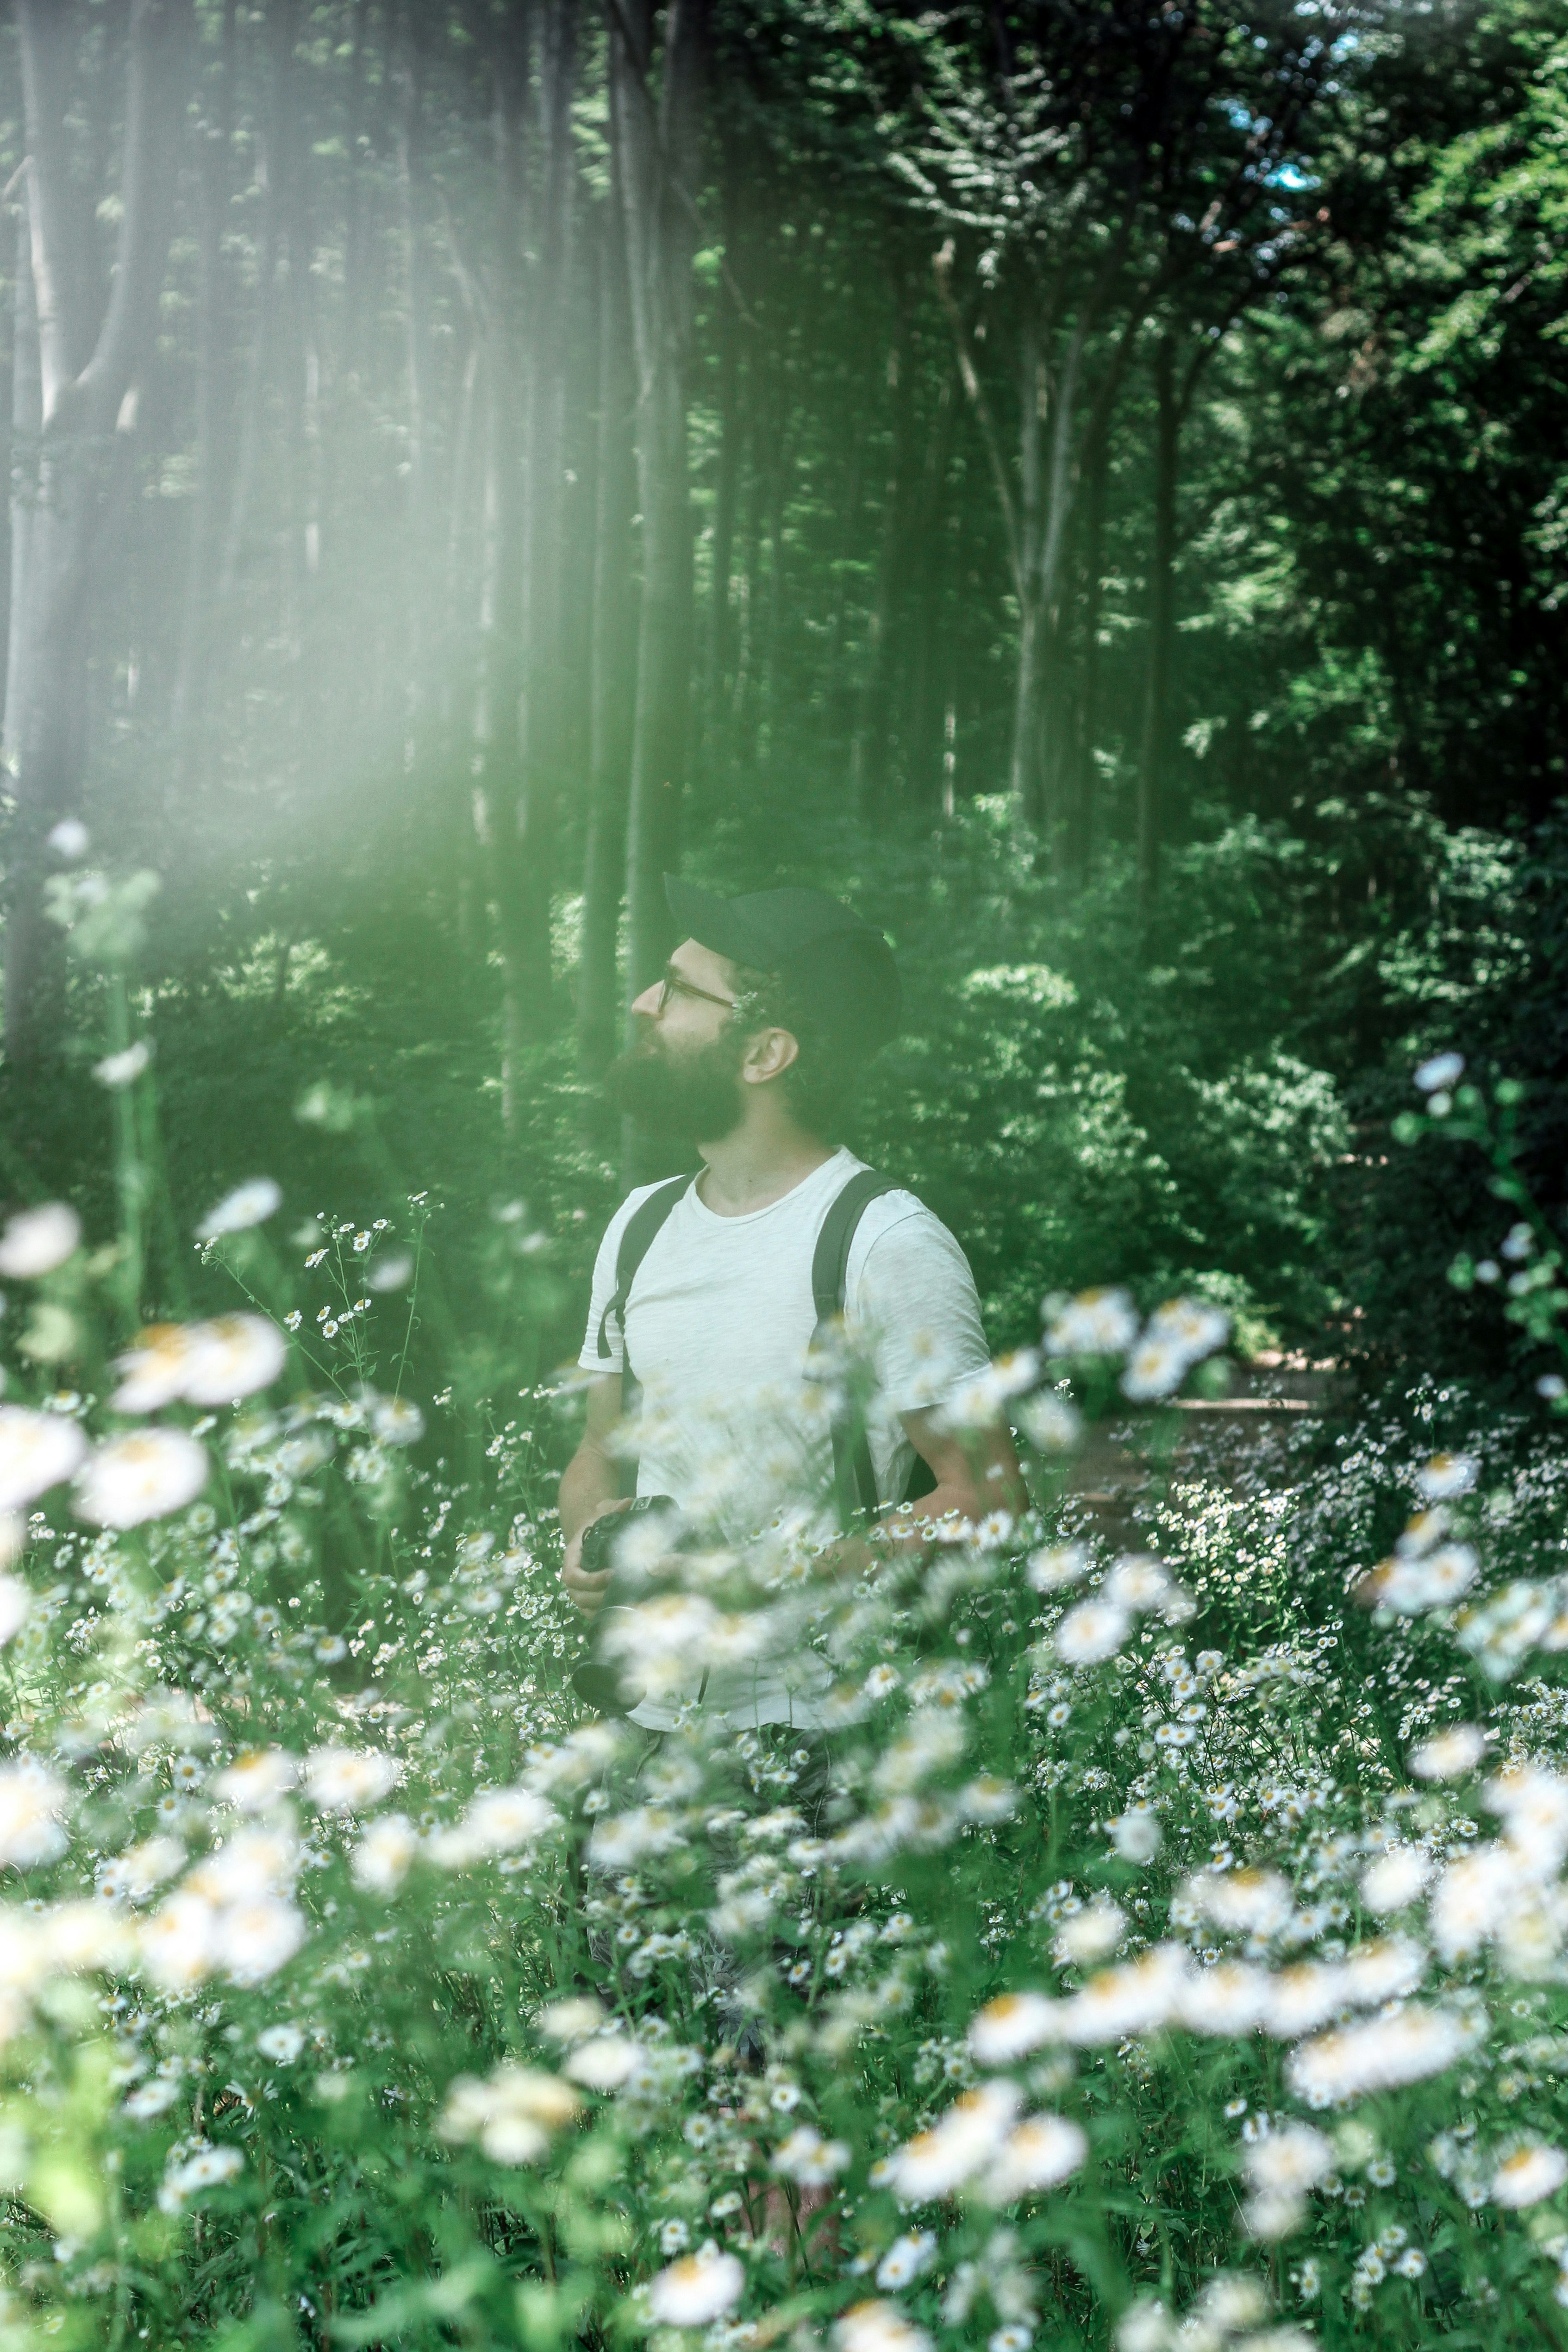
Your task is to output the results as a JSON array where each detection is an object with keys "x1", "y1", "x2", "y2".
[{"x1": 656, "y1": 967, "x2": 738, "y2": 1016}]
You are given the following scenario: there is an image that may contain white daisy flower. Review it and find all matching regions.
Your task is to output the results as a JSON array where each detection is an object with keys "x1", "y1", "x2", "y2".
[
  {"x1": 876, "y1": 2233, "x2": 937, "y2": 2289},
  {"x1": 0, "y1": 1758, "x2": 69, "y2": 1868},
  {"x1": 182, "y1": 1315, "x2": 288, "y2": 1406},
  {"x1": 212, "y1": 1748, "x2": 298, "y2": 1813},
  {"x1": 886, "y1": 2080, "x2": 1020, "y2": 2200},
  {"x1": 302, "y1": 1746, "x2": 400, "y2": 1814},
  {"x1": 562, "y1": 2035, "x2": 641, "y2": 2091},
  {"x1": 648, "y1": 2242, "x2": 745, "y2": 2327},
  {"x1": 0, "y1": 1203, "x2": 81, "y2": 1278},
  {"x1": 982, "y1": 2113, "x2": 1088, "y2": 2202},
  {"x1": 1409, "y1": 1722, "x2": 1486, "y2": 1780},
  {"x1": 772, "y1": 2124, "x2": 850, "y2": 2183},
  {"x1": 1360, "y1": 1845, "x2": 1431, "y2": 1914},
  {"x1": 257, "y1": 2023, "x2": 306, "y2": 2064},
  {"x1": 196, "y1": 1178, "x2": 282, "y2": 1240},
  {"x1": 351, "y1": 1814, "x2": 420, "y2": 1894},
  {"x1": 835, "y1": 2301, "x2": 933, "y2": 2352},
  {"x1": 75, "y1": 1428, "x2": 207, "y2": 1528},
  {"x1": 1054, "y1": 1599, "x2": 1131, "y2": 1665},
  {"x1": 0, "y1": 1406, "x2": 87, "y2": 1512},
  {"x1": 968, "y1": 1991, "x2": 1061, "y2": 2066},
  {"x1": 1043, "y1": 1288, "x2": 1138, "y2": 1357},
  {"x1": 0, "y1": 1576, "x2": 29, "y2": 1648},
  {"x1": 1493, "y1": 2142, "x2": 1568, "y2": 2209},
  {"x1": 94, "y1": 1040, "x2": 151, "y2": 1088},
  {"x1": 1414, "y1": 1452, "x2": 1478, "y2": 1501}
]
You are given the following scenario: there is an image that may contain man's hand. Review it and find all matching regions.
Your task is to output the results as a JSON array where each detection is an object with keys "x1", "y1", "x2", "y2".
[
  {"x1": 561, "y1": 1496, "x2": 634, "y2": 1620},
  {"x1": 558, "y1": 1374, "x2": 628, "y2": 1620}
]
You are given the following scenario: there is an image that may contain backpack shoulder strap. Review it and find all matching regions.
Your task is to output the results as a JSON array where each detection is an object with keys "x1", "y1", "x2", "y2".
[
  {"x1": 810, "y1": 1168, "x2": 900, "y2": 1525},
  {"x1": 595, "y1": 1174, "x2": 693, "y2": 1364},
  {"x1": 809, "y1": 1167, "x2": 940, "y2": 1520},
  {"x1": 811, "y1": 1168, "x2": 899, "y2": 1331}
]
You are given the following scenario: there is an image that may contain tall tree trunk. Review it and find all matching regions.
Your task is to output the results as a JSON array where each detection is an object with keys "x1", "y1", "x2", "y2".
[
  {"x1": 1136, "y1": 334, "x2": 1178, "y2": 913},
  {"x1": 476, "y1": 4, "x2": 530, "y2": 1127},
  {"x1": 5, "y1": 195, "x2": 42, "y2": 757},
  {"x1": 903, "y1": 374, "x2": 956, "y2": 812},
  {"x1": 851, "y1": 260, "x2": 915, "y2": 821},
  {"x1": 502, "y1": 0, "x2": 577, "y2": 1059},
  {"x1": 216, "y1": 0, "x2": 287, "y2": 607},
  {"x1": 702, "y1": 116, "x2": 743, "y2": 767},
  {"x1": 578, "y1": 195, "x2": 638, "y2": 1109},
  {"x1": 341, "y1": 0, "x2": 374, "y2": 381},
  {"x1": 5, "y1": 0, "x2": 194, "y2": 1063},
  {"x1": 1007, "y1": 299, "x2": 1045, "y2": 822},
  {"x1": 1067, "y1": 407, "x2": 1113, "y2": 876},
  {"x1": 170, "y1": 0, "x2": 237, "y2": 796},
  {"x1": 395, "y1": 0, "x2": 431, "y2": 750},
  {"x1": 611, "y1": 0, "x2": 707, "y2": 1002}
]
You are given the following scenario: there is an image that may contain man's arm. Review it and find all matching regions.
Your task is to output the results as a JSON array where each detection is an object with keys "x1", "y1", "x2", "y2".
[
  {"x1": 893, "y1": 1406, "x2": 1029, "y2": 1537},
  {"x1": 815, "y1": 1409, "x2": 1028, "y2": 1585},
  {"x1": 559, "y1": 1373, "x2": 630, "y2": 1617}
]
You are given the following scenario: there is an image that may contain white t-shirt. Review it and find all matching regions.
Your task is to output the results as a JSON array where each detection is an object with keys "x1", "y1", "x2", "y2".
[{"x1": 576, "y1": 1148, "x2": 991, "y2": 1730}]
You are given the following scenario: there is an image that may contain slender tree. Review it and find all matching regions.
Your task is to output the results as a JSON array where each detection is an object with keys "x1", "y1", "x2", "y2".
[
  {"x1": 610, "y1": 0, "x2": 708, "y2": 1001},
  {"x1": 5, "y1": 0, "x2": 195, "y2": 1062}
]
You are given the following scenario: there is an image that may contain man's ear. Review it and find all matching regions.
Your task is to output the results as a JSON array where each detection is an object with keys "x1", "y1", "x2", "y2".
[{"x1": 741, "y1": 1026, "x2": 800, "y2": 1086}]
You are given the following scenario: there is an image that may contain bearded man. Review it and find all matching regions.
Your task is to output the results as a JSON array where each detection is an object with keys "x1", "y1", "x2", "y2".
[{"x1": 559, "y1": 874, "x2": 1025, "y2": 1733}]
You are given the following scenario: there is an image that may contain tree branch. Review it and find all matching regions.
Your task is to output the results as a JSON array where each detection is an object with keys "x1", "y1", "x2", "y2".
[{"x1": 933, "y1": 236, "x2": 1024, "y2": 601}]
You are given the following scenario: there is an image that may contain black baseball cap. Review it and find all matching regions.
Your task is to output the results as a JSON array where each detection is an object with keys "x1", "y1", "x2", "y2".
[{"x1": 664, "y1": 875, "x2": 902, "y2": 1052}]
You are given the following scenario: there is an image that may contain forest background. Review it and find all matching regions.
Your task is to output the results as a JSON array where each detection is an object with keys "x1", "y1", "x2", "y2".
[{"x1": 1, "y1": 0, "x2": 1566, "y2": 1408}]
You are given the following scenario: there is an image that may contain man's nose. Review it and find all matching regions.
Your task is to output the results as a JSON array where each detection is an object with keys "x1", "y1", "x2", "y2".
[{"x1": 628, "y1": 979, "x2": 662, "y2": 1020}]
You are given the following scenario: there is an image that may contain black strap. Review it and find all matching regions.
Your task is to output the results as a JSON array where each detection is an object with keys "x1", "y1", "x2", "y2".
[
  {"x1": 809, "y1": 1168, "x2": 937, "y2": 1525},
  {"x1": 596, "y1": 1174, "x2": 693, "y2": 1368},
  {"x1": 596, "y1": 1163, "x2": 937, "y2": 1527}
]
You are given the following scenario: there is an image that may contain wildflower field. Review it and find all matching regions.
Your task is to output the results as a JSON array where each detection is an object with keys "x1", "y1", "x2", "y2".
[{"x1": 4, "y1": 988, "x2": 1568, "y2": 2352}]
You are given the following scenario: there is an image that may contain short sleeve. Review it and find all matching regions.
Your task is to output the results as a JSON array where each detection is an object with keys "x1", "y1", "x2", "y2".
[
  {"x1": 849, "y1": 1205, "x2": 992, "y2": 1417},
  {"x1": 577, "y1": 1191, "x2": 648, "y2": 1375}
]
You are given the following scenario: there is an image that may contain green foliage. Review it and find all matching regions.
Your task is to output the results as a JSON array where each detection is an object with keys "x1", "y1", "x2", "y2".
[{"x1": 5, "y1": 1085, "x2": 1568, "y2": 2348}]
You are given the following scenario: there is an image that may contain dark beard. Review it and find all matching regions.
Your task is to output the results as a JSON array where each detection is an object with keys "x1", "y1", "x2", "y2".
[{"x1": 605, "y1": 1029, "x2": 745, "y2": 1143}]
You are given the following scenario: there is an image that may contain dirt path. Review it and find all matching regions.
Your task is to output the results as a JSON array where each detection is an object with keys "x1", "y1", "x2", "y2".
[{"x1": 1062, "y1": 1354, "x2": 1339, "y2": 1551}]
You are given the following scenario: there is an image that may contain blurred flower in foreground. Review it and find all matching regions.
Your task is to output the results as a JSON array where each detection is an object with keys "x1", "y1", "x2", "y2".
[
  {"x1": 113, "y1": 1315, "x2": 287, "y2": 1412},
  {"x1": 1414, "y1": 1052, "x2": 1464, "y2": 1093},
  {"x1": 0, "y1": 1203, "x2": 81, "y2": 1278},
  {"x1": 1492, "y1": 2142, "x2": 1568, "y2": 2208},
  {"x1": 0, "y1": 1406, "x2": 88, "y2": 1510},
  {"x1": 1287, "y1": 2005, "x2": 1479, "y2": 2106},
  {"x1": 47, "y1": 818, "x2": 89, "y2": 861},
  {"x1": 197, "y1": 1178, "x2": 283, "y2": 1240},
  {"x1": 439, "y1": 2064, "x2": 578, "y2": 2164},
  {"x1": 1416, "y1": 1452, "x2": 1478, "y2": 1501},
  {"x1": 1242, "y1": 2121, "x2": 1332, "y2": 2238},
  {"x1": 1043, "y1": 1288, "x2": 1138, "y2": 1357},
  {"x1": 0, "y1": 1759, "x2": 69, "y2": 1867},
  {"x1": 158, "y1": 2145, "x2": 243, "y2": 2216},
  {"x1": 0, "y1": 1576, "x2": 29, "y2": 1647},
  {"x1": 1054, "y1": 1599, "x2": 1131, "y2": 1665},
  {"x1": 351, "y1": 1814, "x2": 420, "y2": 1893},
  {"x1": 836, "y1": 2302, "x2": 934, "y2": 2352},
  {"x1": 1410, "y1": 1723, "x2": 1487, "y2": 1780},
  {"x1": 75, "y1": 1428, "x2": 208, "y2": 1528},
  {"x1": 1123, "y1": 1298, "x2": 1230, "y2": 1401},
  {"x1": 772, "y1": 2124, "x2": 850, "y2": 2183},
  {"x1": 648, "y1": 2242, "x2": 744, "y2": 2327},
  {"x1": 94, "y1": 1040, "x2": 151, "y2": 1088},
  {"x1": 213, "y1": 1748, "x2": 298, "y2": 1813},
  {"x1": 887, "y1": 2080, "x2": 1020, "y2": 2199},
  {"x1": 303, "y1": 1747, "x2": 400, "y2": 1814}
]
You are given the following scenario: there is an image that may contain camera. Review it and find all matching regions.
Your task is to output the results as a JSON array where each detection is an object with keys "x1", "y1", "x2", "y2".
[{"x1": 570, "y1": 1495, "x2": 679, "y2": 1718}]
